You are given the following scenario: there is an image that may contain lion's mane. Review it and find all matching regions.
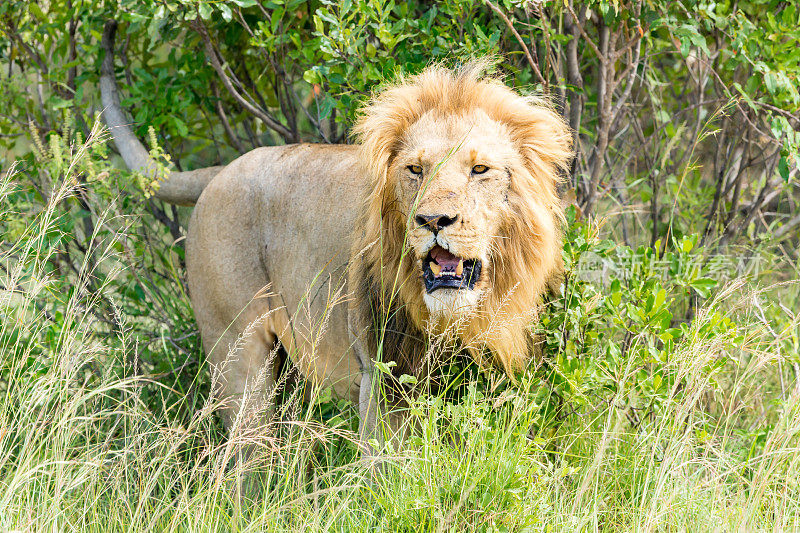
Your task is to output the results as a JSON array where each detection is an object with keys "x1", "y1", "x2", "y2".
[{"x1": 350, "y1": 61, "x2": 573, "y2": 377}]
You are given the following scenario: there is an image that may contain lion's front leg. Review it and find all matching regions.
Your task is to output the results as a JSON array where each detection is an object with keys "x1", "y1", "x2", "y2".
[
  {"x1": 357, "y1": 368, "x2": 383, "y2": 456},
  {"x1": 348, "y1": 309, "x2": 385, "y2": 462}
]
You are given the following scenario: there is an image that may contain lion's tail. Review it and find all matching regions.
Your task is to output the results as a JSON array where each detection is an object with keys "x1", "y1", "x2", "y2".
[{"x1": 100, "y1": 20, "x2": 222, "y2": 206}]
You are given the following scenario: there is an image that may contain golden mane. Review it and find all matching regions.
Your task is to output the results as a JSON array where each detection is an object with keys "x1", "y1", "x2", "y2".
[{"x1": 350, "y1": 60, "x2": 573, "y2": 376}]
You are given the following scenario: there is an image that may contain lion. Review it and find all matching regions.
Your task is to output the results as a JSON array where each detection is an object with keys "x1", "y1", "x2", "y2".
[{"x1": 100, "y1": 21, "x2": 571, "y2": 452}]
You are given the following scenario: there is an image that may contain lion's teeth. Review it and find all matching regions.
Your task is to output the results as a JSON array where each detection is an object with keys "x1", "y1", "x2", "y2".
[
  {"x1": 456, "y1": 259, "x2": 464, "y2": 277},
  {"x1": 430, "y1": 262, "x2": 442, "y2": 277}
]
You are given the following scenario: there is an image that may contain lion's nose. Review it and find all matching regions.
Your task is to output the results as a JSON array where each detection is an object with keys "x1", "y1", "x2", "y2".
[{"x1": 415, "y1": 213, "x2": 459, "y2": 233}]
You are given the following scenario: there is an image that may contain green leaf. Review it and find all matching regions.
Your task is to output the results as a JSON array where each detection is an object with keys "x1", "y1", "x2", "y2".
[
  {"x1": 375, "y1": 361, "x2": 396, "y2": 374},
  {"x1": 28, "y1": 3, "x2": 46, "y2": 20},
  {"x1": 689, "y1": 278, "x2": 717, "y2": 299},
  {"x1": 654, "y1": 288, "x2": 666, "y2": 309},
  {"x1": 778, "y1": 156, "x2": 790, "y2": 181},
  {"x1": 172, "y1": 117, "x2": 188, "y2": 137},
  {"x1": 764, "y1": 71, "x2": 777, "y2": 94},
  {"x1": 611, "y1": 290, "x2": 621, "y2": 308},
  {"x1": 398, "y1": 374, "x2": 417, "y2": 385},
  {"x1": 652, "y1": 374, "x2": 662, "y2": 391},
  {"x1": 303, "y1": 69, "x2": 322, "y2": 85},
  {"x1": 219, "y1": 3, "x2": 233, "y2": 22},
  {"x1": 198, "y1": 2, "x2": 212, "y2": 20}
]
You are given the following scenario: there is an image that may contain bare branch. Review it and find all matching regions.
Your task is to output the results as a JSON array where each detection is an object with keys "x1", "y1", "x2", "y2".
[
  {"x1": 773, "y1": 213, "x2": 800, "y2": 241},
  {"x1": 609, "y1": 36, "x2": 642, "y2": 125},
  {"x1": 193, "y1": 20, "x2": 296, "y2": 143},
  {"x1": 211, "y1": 82, "x2": 246, "y2": 153},
  {"x1": 563, "y1": 0, "x2": 603, "y2": 59},
  {"x1": 484, "y1": 0, "x2": 546, "y2": 87}
]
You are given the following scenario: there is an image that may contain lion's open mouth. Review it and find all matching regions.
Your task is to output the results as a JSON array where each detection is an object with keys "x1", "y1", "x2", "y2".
[{"x1": 422, "y1": 245, "x2": 482, "y2": 293}]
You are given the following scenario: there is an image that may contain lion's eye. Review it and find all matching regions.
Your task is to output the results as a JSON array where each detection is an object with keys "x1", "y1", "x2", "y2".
[
  {"x1": 472, "y1": 164, "x2": 489, "y2": 174},
  {"x1": 407, "y1": 164, "x2": 423, "y2": 176}
]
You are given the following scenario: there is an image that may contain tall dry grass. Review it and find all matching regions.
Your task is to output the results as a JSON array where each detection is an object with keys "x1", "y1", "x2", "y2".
[{"x1": 1, "y1": 132, "x2": 799, "y2": 531}]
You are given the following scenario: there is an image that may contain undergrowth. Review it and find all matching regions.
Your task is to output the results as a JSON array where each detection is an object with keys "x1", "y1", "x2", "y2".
[{"x1": 1, "y1": 128, "x2": 799, "y2": 532}]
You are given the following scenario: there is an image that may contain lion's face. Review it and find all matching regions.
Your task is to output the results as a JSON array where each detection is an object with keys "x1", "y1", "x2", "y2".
[
  {"x1": 390, "y1": 109, "x2": 522, "y2": 317},
  {"x1": 353, "y1": 62, "x2": 573, "y2": 373}
]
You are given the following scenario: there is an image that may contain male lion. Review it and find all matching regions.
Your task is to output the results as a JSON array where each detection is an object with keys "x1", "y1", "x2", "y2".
[{"x1": 100, "y1": 21, "x2": 571, "y2": 452}]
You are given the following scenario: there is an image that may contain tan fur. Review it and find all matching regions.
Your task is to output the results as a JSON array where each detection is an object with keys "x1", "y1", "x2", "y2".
[
  {"x1": 141, "y1": 62, "x2": 570, "y2": 439},
  {"x1": 349, "y1": 61, "x2": 572, "y2": 376}
]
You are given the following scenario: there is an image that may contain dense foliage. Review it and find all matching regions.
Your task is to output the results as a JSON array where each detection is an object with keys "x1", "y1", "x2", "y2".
[{"x1": 1, "y1": 0, "x2": 799, "y2": 530}]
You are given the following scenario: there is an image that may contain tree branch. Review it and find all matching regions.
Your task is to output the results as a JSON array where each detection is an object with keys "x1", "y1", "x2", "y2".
[
  {"x1": 211, "y1": 82, "x2": 246, "y2": 153},
  {"x1": 484, "y1": 0, "x2": 546, "y2": 87},
  {"x1": 563, "y1": 0, "x2": 603, "y2": 59},
  {"x1": 193, "y1": 20, "x2": 296, "y2": 143}
]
